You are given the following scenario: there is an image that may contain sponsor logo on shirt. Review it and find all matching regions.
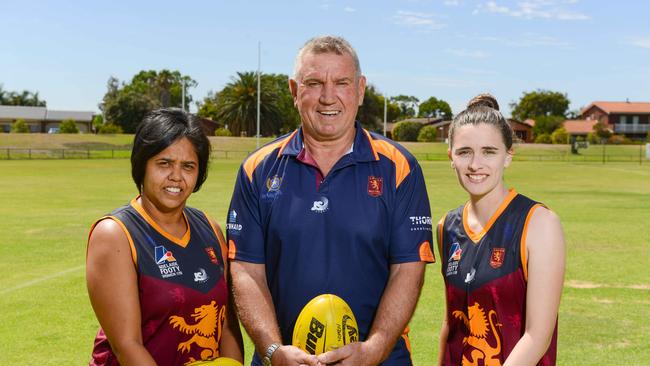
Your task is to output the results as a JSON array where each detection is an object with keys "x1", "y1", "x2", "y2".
[
  {"x1": 409, "y1": 215, "x2": 432, "y2": 231},
  {"x1": 446, "y1": 242, "x2": 462, "y2": 277},
  {"x1": 266, "y1": 175, "x2": 282, "y2": 192},
  {"x1": 226, "y1": 209, "x2": 242, "y2": 234},
  {"x1": 311, "y1": 197, "x2": 329, "y2": 213},
  {"x1": 490, "y1": 248, "x2": 506, "y2": 269},
  {"x1": 193, "y1": 268, "x2": 209, "y2": 283},
  {"x1": 367, "y1": 176, "x2": 383, "y2": 197},
  {"x1": 155, "y1": 245, "x2": 183, "y2": 278}
]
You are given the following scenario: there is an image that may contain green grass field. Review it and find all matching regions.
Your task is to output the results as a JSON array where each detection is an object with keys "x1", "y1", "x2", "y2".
[{"x1": 1, "y1": 153, "x2": 649, "y2": 364}]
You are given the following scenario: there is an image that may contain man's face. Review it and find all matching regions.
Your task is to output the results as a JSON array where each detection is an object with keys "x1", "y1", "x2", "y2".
[{"x1": 290, "y1": 52, "x2": 366, "y2": 142}]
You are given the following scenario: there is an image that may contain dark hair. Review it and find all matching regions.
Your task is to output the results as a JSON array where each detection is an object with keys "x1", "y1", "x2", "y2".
[
  {"x1": 448, "y1": 93, "x2": 514, "y2": 150},
  {"x1": 131, "y1": 108, "x2": 211, "y2": 193}
]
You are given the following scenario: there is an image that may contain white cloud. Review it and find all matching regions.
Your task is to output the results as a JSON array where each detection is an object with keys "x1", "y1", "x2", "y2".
[
  {"x1": 475, "y1": 0, "x2": 589, "y2": 20},
  {"x1": 446, "y1": 48, "x2": 488, "y2": 58},
  {"x1": 629, "y1": 37, "x2": 650, "y2": 49},
  {"x1": 393, "y1": 10, "x2": 446, "y2": 30},
  {"x1": 460, "y1": 33, "x2": 571, "y2": 48},
  {"x1": 344, "y1": 6, "x2": 356, "y2": 13}
]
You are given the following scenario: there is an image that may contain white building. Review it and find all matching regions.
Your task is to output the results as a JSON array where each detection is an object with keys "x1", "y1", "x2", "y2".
[{"x1": 0, "y1": 105, "x2": 94, "y2": 133}]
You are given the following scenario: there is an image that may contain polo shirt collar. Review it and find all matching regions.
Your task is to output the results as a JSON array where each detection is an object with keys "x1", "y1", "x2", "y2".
[{"x1": 280, "y1": 122, "x2": 378, "y2": 163}]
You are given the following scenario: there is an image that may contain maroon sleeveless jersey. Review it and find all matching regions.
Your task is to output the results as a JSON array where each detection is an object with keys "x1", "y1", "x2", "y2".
[
  {"x1": 438, "y1": 190, "x2": 557, "y2": 366},
  {"x1": 89, "y1": 198, "x2": 229, "y2": 366}
]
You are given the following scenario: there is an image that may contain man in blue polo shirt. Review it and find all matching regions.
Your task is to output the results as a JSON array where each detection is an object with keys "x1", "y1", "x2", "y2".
[{"x1": 227, "y1": 35, "x2": 435, "y2": 366}]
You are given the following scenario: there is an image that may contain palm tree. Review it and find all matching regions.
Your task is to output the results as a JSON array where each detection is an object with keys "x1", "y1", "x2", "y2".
[{"x1": 215, "y1": 72, "x2": 283, "y2": 137}]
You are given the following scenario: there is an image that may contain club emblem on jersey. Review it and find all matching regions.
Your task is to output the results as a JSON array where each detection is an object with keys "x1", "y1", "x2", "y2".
[
  {"x1": 155, "y1": 245, "x2": 183, "y2": 278},
  {"x1": 169, "y1": 301, "x2": 226, "y2": 362},
  {"x1": 367, "y1": 176, "x2": 383, "y2": 197},
  {"x1": 204, "y1": 247, "x2": 220, "y2": 265},
  {"x1": 266, "y1": 175, "x2": 282, "y2": 192},
  {"x1": 490, "y1": 248, "x2": 506, "y2": 269},
  {"x1": 452, "y1": 302, "x2": 502, "y2": 364}
]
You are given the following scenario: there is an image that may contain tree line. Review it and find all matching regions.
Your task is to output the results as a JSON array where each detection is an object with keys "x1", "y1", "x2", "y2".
[{"x1": 3, "y1": 73, "x2": 644, "y2": 143}]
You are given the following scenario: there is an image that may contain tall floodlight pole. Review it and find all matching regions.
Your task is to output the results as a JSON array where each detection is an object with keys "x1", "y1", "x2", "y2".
[
  {"x1": 383, "y1": 95, "x2": 388, "y2": 137},
  {"x1": 256, "y1": 41, "x2": 261, "y2": 149}
]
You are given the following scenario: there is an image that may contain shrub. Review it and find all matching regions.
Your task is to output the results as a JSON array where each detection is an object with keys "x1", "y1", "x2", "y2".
[
  {"x1": 608, "y1": 134, "x2": 630, "y2": 145},
  {"x1": 587, "y1": 132, "x2": 599, "y2": 144},
  {"x1": 215, "y1": 127, "x2": 232, "y2": 137},
  {"x1": 11, "y1": 119, "x2": 29, "y2": 133},
  {"x1": 59, "y1": 119, "x2": 79, "y2": 133},
  {"x1": 392, "y1": 121, "x2": 423, "y2": 142},
  {"x1": 534, "y1": 133, "x2": 552, "y2": 144},
  {"x1": 417, "y1": 125, "x2": 437, "y2": 142},
  {"x1": 98, "y1": 123, "x2": 124, "y2": 134},
  {"x1": 551, "y1": 127, "x2": 569, "y2": 144}
]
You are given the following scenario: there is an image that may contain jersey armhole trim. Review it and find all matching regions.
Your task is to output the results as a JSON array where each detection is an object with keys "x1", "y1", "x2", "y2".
[
  {"x1": 89, "y1": 216, "x2": 138, "y2": 268},
  {"x1": 521, "y1": 203, "x2": 544, "y2": 282}
]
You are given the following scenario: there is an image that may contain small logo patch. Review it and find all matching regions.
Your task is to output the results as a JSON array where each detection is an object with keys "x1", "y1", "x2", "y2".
[
  {"x1": 490, "y1": 248, "x2": 506, "y2": 269},
  {"x1": 367, "y1": 176, "x2": 383, "y2": 197},
  {"x1": 266, "y1": 175, "x2": 282, "y2": 192},
  {"x1": 311, "y1": 197, "x2": 329, "y2": 213},
  {"x1": 193, "y1": 268, "x2": 209, "y2": 283}
]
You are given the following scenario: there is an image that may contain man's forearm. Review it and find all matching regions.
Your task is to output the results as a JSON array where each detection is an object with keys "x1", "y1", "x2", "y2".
[
  {"x1": 230, "y1": 261, "x2": 283, "y2": 356},
  {"x1": 366, "y1": 262, "x2": 426, "y2": 363}
]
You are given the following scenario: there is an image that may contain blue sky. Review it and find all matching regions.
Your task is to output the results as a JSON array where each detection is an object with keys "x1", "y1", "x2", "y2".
[{"x1": 2, "y1": 0, "x2": 649, "y2": 117}]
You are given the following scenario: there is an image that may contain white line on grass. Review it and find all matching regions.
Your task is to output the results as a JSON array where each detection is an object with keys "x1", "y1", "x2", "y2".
[{"x1": 1, "y1": 264, "x2": 85, "y2": 295}]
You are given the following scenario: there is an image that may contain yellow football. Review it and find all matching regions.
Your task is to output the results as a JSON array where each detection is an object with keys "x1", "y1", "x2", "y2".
[
  {"x1": 292, "y1": 294, "x2": 359, "y2": 355},
  {"x1": 186, "y1": 357, "x2": 243, "y2": 366}
]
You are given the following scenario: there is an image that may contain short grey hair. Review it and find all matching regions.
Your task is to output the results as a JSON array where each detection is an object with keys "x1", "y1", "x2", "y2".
[{"x1": 292, "y1": 35, "x2": 362, "y2": 80}]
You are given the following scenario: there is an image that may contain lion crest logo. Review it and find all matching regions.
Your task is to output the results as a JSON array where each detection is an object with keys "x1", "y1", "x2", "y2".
[
  {"x1": 452, "y1": 302, "x2": 502, "y2": 366},
  {"x1": 169, "y1": 300, "x2": 226, "y2": 363}
]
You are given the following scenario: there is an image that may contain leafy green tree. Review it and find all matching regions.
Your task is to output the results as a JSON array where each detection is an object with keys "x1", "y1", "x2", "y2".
[
  {"x1": 59, "y1": 119, "x2": 79, "y2": 133},
  {"x1": 263, "y1": 73, "x2": 301, "y2": 134},
  {"x1": 551, "y1": 127, "x2": 569, "y2": 144},
  {"x1": 510, "y1": 89, "x2": 570, "y2": 121},
  {"x1": 392, "y1": 121, "x2": 423, "y2": 141},
  {"x1": 11, "y1": 119, "x2": 29, "y2": 133},
  {"x1": 593, "y1": 121, "x2": 612, "y2": 141},
  {"x1": 0, "y1": 84, "x2": 46, "y2": 106},
  {"x1": 587, "y1": 132, "x2": 599, "y2": 144},
  {"x1": 92, "y1": 115, "x2": 104, "y2": 133},
  {"x1": 532, "y1": 115, "x2": 564, "y2": 137},
  {"x1": 356, "y1": 85, "x2": 400, "y2": 132},
  {"x1": 534, "y1": 133, "x2": 552, "y2": 144},
  {"x1": 100, "y1": 70, "x2": 196, "y2": 133},
  {"x1": 418, "y1": 97, "x2": 452, "y2": 119},
  {"x1": 212, "y1": 71, "x2": 282, "y2": 137},
  {"x1": 391, "y1": 95, "x2": 419, "y2": 120},
  {"x1": 417, "y1": 125, "x2": 438, "y2": 142}
]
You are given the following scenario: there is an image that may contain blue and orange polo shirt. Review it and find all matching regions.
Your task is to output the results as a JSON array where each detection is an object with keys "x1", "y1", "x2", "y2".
[{"x1": 227, "y1": 122, "x2": 434, "y2": 365}]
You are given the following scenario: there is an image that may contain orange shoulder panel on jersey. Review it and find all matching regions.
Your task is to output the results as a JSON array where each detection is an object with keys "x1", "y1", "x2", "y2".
[
  {"x1": 228, "y1": 239, "x2": 237, "y2": 260},
  {"x1": 520, "y1": 203, "x2": 546, "y2": 282},
  {"x1": 88, "y1": 216, "x2": 138, "y2": 267},
  {"x1": 419, "y1": 241, "x2": 436, "y2": 262},
  {"x1": 243, "y1": 130, "x2": 297, "y2": 182},
  {"x1": 366, "y1": 131, "x2": 411, "y2": 188}
]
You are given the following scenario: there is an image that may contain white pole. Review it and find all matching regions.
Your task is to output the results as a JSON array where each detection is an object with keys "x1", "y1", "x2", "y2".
[
  {"x1": 256, "y1": 41, "x2": 261, "y2": 149},
  {"x1": 384, "y1": 95, "x2": 388, "y2": 137}
]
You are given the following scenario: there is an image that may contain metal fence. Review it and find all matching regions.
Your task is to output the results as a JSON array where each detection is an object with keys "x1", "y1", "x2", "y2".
[{"x1": 0, "y1": 147, "x2": 648, "y2": 164}]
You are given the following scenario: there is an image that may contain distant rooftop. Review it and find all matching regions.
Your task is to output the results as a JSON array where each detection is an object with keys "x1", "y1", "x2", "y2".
[
  {"x1": 583, "y1": 101, "x2": 650, "y2": 115},
  {"x1": 0, "y1": 105, "x2": 94, "y2": 122}
]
